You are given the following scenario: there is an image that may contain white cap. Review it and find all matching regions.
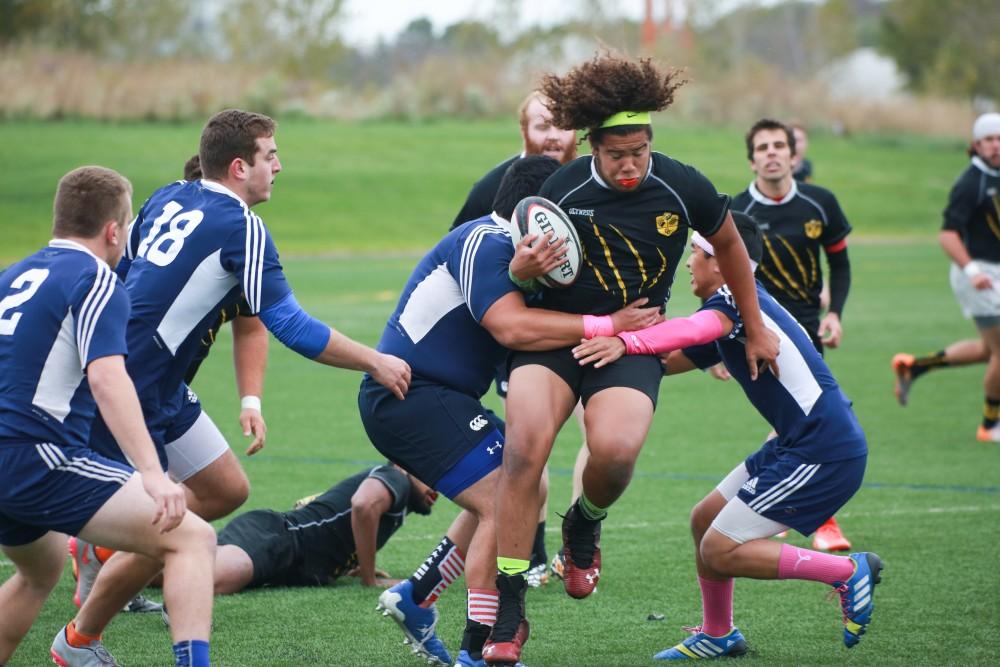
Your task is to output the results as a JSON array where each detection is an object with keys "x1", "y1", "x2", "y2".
[{"x1": 973, "y1": 113, "x2": 1000, "y2": 141}]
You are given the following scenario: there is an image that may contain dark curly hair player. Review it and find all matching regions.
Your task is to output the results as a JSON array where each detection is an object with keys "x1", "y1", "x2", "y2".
[{"x1": 484, "y1": 54, "x2": 781, "y2": 667}]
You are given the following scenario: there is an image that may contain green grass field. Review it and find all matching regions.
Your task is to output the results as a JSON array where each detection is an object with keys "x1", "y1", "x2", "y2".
[{"x1": 1, "y1": 120, "x2": 998, "y2": 665}]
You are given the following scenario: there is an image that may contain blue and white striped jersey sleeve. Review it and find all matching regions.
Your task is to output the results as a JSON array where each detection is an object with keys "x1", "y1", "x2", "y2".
[
  {"x1": 221, "y1": 210, "x2": 291, "y2": 315},
  {"x1": 448, "y1": 226, "x2": 517, "y2": 323},
  {"x1": 73, "y1": 261, "x2": 129, "y2": 369}
]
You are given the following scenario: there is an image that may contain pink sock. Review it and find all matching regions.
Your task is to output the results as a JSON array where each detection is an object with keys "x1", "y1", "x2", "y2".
[
  {"x1": 777, "y1": 543, "x2": 854, "y2": 585},
  {"x1": 698, "y1": 576, "x2": 734, "y2": 637}
]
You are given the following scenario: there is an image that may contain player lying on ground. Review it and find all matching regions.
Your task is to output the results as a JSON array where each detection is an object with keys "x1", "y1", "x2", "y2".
[{"x1": 572, "y1": 212, "x2": 882, "y2": 660}]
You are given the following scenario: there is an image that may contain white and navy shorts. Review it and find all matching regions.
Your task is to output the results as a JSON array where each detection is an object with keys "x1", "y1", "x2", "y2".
[
  {"x1": 0, "y1": 441, "x2": 133, "y2": 546},
  {"x1": 950, "y1": 261, "x2": 1000, "y2": 326},
  {"x1": 713, "y1": 438, "x2": 866, "y2": 540}
]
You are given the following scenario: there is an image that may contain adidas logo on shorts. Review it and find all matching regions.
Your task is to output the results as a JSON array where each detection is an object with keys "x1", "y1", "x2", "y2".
[{"x1": 741, "y1": 477, "x2": 759, "y2": 495}]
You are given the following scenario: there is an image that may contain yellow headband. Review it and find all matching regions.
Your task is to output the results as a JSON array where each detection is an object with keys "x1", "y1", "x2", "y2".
[{"x1": 600, "y1": 111, "x2": 651, "y2": 128}]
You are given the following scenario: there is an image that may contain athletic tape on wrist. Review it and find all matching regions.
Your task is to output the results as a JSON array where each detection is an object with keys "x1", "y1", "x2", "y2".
[{"x1": 241, "y1": 395, "x2": 262, "y2": 412}]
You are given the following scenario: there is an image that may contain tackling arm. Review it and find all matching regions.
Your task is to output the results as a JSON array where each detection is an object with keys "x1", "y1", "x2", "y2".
[{"x1": 349, "y1": 477, "x2": 394, "y2": 586}]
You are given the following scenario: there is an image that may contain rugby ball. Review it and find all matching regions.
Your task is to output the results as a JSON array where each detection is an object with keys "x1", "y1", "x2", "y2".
[{"x1": 510, "y1": 196, "x2": 582, "y2": 289}]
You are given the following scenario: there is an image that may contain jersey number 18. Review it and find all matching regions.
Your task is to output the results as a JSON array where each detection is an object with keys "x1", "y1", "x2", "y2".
[{"x1": 136, "y1": 201, "x2": 205, "y2": 267}]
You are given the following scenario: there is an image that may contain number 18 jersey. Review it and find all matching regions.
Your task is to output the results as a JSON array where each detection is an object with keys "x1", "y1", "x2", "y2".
[{"x1": 119, "y1": 179, "x2": 291, "y2": 407}]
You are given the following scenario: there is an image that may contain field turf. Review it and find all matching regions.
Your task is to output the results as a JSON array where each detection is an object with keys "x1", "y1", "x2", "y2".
[{"x1": 1, "y1": 120, "x2": 997, "y2": 665}]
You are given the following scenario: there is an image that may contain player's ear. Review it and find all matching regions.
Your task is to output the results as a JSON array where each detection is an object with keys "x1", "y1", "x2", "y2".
[
  {"x1": 103, "y1": 219, "x2": 120, "y2": 247},
  {"x1": 229, "y1": 156, "x2": 247, "y2": 181}
]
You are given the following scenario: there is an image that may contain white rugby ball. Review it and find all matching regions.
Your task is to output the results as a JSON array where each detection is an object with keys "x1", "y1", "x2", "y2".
[{"x1": 510, "y1": 196, "x2": 582, "y2": 288}]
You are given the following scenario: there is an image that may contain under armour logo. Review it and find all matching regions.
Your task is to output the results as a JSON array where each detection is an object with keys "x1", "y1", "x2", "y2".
[
  {"x1": 486, "y1": 442, "x2": 503, "y2": 455},
  {"x1": 469, "y1": 415, "x2": 489, "y2": 431}
]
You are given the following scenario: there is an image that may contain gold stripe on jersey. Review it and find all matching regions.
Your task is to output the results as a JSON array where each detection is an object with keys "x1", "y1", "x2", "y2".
[
  {"x1": 777, "y1": 235, "x2": 815, "y2": 290},
  {"x1": 591, "y1": 218, "x2": 628, "y2": 305},
  {"x1": 759, "y1": 264, "x2": 793, "y2": 298},
  {"x1": 583, "y1": 250, "x2": 611, "y2": 294},
  {"x1": 649, "y1": 247, "x2": 668, "y2": 289},
  {"x1": 609, "y1": 224, "x2": 648, "y2": 285},
  {"x1": 986, "y1": 195, "x2": 1000, "y2": 241},
  {"x1": 807, "y1": 247, "x2": 818, "y2": 285},
  {"x1": 763, "y1": 235, "x2": 810, "y2": 301}
]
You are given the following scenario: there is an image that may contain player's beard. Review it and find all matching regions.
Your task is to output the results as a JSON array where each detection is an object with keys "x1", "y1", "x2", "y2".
[{"x1": 526, "y1": 136, "x2": 578, "y2": 165}]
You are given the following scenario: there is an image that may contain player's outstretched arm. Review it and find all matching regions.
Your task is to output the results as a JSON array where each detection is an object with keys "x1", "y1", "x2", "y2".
[
  {"x1": 349, "y1": 477, "x2": 393, "y2": 587},
  {"x1": 87, "y1": 355, "x2": 186, "y2": 533},
  {"x1": 708, "y1": 213, "x2": 779, "y2": 379},
  {"x1": 233, "y1": 315, "x2": 268, "y2": 455},
  {"x1": 259, "y1": 292, "x2": 411, "y2": 399}
]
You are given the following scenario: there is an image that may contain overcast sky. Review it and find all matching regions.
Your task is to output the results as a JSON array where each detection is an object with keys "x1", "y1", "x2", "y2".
[{"x1": 339, "y1": 0, "x2": 784, "y2": 47}]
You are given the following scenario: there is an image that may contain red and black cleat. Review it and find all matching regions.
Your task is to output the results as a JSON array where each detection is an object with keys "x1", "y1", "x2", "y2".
[
  {"x1": 482, "y1": 619, "x2": 529, "y2": 666},
  {"x1": 561, "y1": 500, "x2": 602, "y2": 599}
]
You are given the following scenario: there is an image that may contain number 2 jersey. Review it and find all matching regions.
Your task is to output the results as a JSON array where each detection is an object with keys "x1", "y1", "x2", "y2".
[
  {"x1": 537, "y1": 152, "x2": 730, "y2": 315},
  {"x1": 0, "y1": 241, "x2": 128, "y2": 448},
  {"x1": 117, "y1": 179, "x2": 291, "y2": 415}
]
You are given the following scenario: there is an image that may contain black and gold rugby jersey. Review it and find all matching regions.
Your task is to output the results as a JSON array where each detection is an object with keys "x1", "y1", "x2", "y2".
[
  {"x1": 450, "y1": 154, "x2": 520, "y2": 230},
  {"x1": 537, "y1": 153, "x2": 729, "y2": 315},
  {"x1": 733, "y1": 180, "x2": 851, "y2": 326},
  {"x1": 942, "y1": 157, "x2": 1000, "y2": 263}
]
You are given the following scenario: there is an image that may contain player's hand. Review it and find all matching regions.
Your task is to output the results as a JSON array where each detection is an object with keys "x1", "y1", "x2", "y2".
[
  {"x1": 510, "y1": 233, "x2": 567, "y2": 281},
  {"x1": 745, "y1": 325, "x2": 780, "y2": 380},
  {"x1": 708, "y1": 362, "x2": 731, "y2": 381},
  {"x1": 818, "y1": 312, "x2": 843, "y2": 349},
  {"x1": 140, "y1": 471, "x2": 187, "y2": 533},
  {"x1": 240, "y1": 408, "x2": 267, "y2": 456},
  {"x1": 609, "y1": 298, "x2": 660, "y2": 333},
  {"x1": 372, "y1": 353, "x2": 411, "y2": 400},
  {"x1": 572, "y1": 336, "x2": 626, "y2": 368},
  {"x1": 972, "y1": 273, "x2": 993, "y2": 290}
]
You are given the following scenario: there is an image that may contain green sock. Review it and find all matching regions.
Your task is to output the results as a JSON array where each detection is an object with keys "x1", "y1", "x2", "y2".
[
  {"x1": 578, "y1": 493, "x2": 608, "y2": 521},
  {"x1": 497, "y1": 556, "x2": 530, "y2": 576}
]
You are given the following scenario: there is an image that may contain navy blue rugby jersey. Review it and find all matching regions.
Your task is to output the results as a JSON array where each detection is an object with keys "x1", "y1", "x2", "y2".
[
  {"x1": 377, "y1": 214, "x2": 519, "y2": 397},
  {"x1": 0, "y1": 241, "x2": 129, "y2": 448},
  {"x1": 941, "y1": 157, "x2": 1000, "y2": 263},
  {"x1": 538, "y1": 153, "x2": 729, "y2": 315},
  {"x1": 732, "y1": 181, "x2": 851, "y2": 325},
  {"x1": 118, "y1": 179, "x2": 291, "y2": 405},
  {"x1": 682, "y1": 283, "x2": 866, "y2": 463}
]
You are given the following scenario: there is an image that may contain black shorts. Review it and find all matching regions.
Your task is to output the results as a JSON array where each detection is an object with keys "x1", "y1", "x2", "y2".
[
  {"x1": 509, "y1": 347, "x2": 663, "y2": 408},
  {"x1": 218, "y1": 510, "x2": 331, "y2": 588}
]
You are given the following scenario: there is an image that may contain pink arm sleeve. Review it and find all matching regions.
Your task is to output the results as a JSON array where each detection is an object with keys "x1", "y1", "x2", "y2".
[{"x1": 617, "y1": 310, "x2": 724, "y2": 355}]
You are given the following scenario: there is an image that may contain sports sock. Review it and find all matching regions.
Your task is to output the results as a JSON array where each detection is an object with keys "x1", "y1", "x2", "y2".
[
  {"x1": 408, "y1": 536, "x2": 465, "y2": 608},
  {"x1": 983, "y1": 396, "x2": 1000, "y2": 429},
  {"x1": 460, "y1": 618, "x2": 492, "y2": 660},
  {"x1": 172, "y1": 640, "x2": 210, "y2": 667},
  {"x1": 776, "y1": 543, "x2": 854, "y2": 585},
  {"x1": 577, "y1": 494, "x2": 608, "y2": 522},
  {"x1": 66, "y1": 621, "x2": 101, "y2": 647},
  {"x1": 496, "y1": 556, "x2": 530, "y2": 576},
  {"x1": 529, "y1": 521, "x2": 547, "y2": 567},
  {"x1": 910, "y1": 350, "x2": 948, "y2": 379},
  {"x1": 468, "y1": 588, "x2": 498, "y2": 627},
  {"x1": 698, "y1": 576, "x2": 734, "y2": 637}
]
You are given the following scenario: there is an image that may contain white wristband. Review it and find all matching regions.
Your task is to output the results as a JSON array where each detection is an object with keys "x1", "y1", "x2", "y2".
[
  {"x1": 240, "y1": 395, "x2": 262, "y2": 411},
  {"x1": 963, "y1": 261, "x2": 983, "y2": 278}
]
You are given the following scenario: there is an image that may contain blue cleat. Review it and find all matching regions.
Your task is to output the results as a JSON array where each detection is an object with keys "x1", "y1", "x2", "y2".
[
  {"x1": 377, "y1": 580, "x2": 452, "y2": 666},
  {"x1": 653, "y1": 628, "x2": 747, "y2": 660},
  {"x1": 833, "y1": 552, "x2": 883, "y2": 648}
]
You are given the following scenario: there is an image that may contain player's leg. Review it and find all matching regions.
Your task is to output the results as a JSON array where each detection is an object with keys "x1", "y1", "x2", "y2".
[
  {"x1": 975, "y1": 321, "x2": 1000, "y2": 441},
  {"x1": 0, "y1": 532, "x2": 66, "y2": 663},
  {"x1": 402, "y1": 509, "x2": 476, "y2": 609},
  {"x1": 570, "y1": 401, "x2": 588, "y2": 503},
  {"x1": 893, "y1": 338, "x2": 989, "y2": 406},
  {"x1": 167, "y1": 410, "x2": 249, "y2": 521},
  {"x1": 526, "y1": 466, "x2": 550, "y2": 587}
]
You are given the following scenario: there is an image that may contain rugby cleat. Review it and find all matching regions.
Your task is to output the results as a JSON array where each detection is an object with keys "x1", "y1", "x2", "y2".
[
  {"x1": 122, "y1": 594, "x2": 163, "y2": 614},
  {"x1": 524, "y1": 562, "x2": 549, "y2": 588},
  {"x1": 455, "y1": 649, "x2": 527, "y2": 667},
  {"x1": 832, "y1": 552, "x2": 883, "y2": 648},
  {"x1": 976, "y1": 424, "x2": 1000, "y2": 442},
  {"x1": 891, "y1": 353, "x2": 914, "y2": 406},
  {"x1": 812, "y1": 517, "x2": 851, "y2": 552},
  {"x1": 483, "y1": 573, "x2": 529, "y2": 666},
  {"x1": 376, "y1": 580, "x2": 452, "y2": 666},
  {"x1": 560, "y1": 501, "x2": 602, "y2": 599},
  {"x1": 653, "y1": 627, "x2": 748, "y2": 660},
  {"x1": 50, "y1": 626, "x2": 119, "y2": 666}
]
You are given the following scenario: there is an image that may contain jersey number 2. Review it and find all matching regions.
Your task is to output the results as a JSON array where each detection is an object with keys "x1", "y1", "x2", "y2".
[
  {"x1": 136, "y1": 201, "x2": 205, "y2": 267},
  {"x1": 0, "y1": 268, "x2": 50, "y2": 336}
]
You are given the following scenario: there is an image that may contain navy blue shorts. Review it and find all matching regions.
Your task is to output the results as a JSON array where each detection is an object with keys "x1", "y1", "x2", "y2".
[
  {"x1": 0, "y1": 441, "x2": 133, "y2": 546},
  {"x1": 358, "y1": 376, "x2": 505, "y2": 498},
  {"x1": 89, "y1": 383, "x2": 202, "y2": 470},
  {"x1": 738, "y1": 438, "x2": 867, "y2": 536}
]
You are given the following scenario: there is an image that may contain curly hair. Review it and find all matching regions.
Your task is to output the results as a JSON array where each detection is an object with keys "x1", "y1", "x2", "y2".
[{"x1": 539, "y1": 54, "x2": 685, "y2": 143}]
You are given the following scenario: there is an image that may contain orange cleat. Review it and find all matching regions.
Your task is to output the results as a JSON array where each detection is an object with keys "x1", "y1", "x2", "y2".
[
  {"x1": 976, "y1": 424, "x2": 1000, "y2": 442},
  {"x1": 891, "y1": 353, "x2": 915, "y2": 406},
  {"x1": 812, "y1": 516, "x2": 851, "y2": 552}
]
